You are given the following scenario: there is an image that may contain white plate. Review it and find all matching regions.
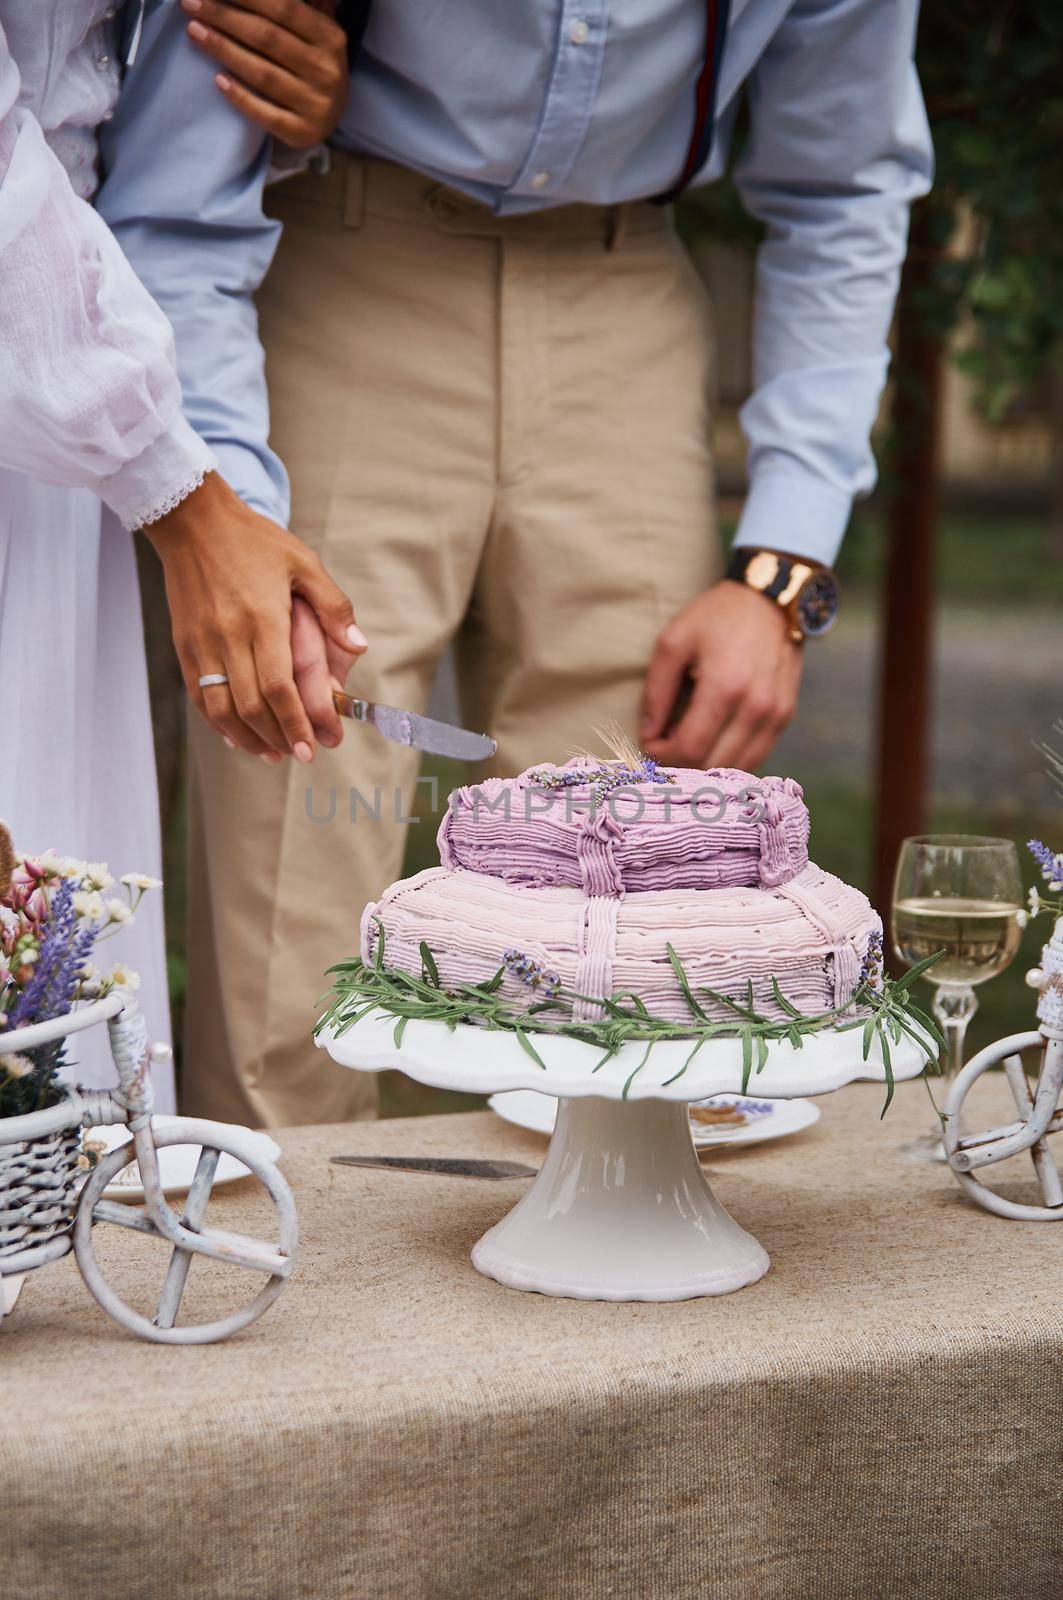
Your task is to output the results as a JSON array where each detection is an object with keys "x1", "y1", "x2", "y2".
[
  {"x1": 82, "y1": 1117, "x2": 282, "y2": 1201},
  {"x1": 487, "y1": 1089, "x2": 820, "y2": 1149}
]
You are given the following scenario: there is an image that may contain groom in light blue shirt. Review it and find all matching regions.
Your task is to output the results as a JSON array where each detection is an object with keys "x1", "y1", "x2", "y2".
[{"x1": 100, "y1": 0, "x2": 932, "y2": 1126}]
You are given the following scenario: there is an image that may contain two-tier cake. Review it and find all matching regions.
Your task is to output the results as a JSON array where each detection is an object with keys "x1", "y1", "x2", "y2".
[
  {"x1": 359, "y1": 757, "x2": 883, "y2": 1027},
  {"x1": 321, "y1": 753, "x2": 927, "y2": 1303}
]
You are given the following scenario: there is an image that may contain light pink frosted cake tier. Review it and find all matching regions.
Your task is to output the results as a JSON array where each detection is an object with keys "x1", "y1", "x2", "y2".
[
  {"x1": 361, "y1": 863, "x2": 882, "y2": 1024},
  {"x1": 439, "y1": 762, "x2": 810, "y2": 894}
]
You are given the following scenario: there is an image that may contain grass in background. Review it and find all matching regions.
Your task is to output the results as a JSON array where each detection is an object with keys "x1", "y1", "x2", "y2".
[{"x1": 839, "y1": 508, "x2": 1063, "y2": 606}]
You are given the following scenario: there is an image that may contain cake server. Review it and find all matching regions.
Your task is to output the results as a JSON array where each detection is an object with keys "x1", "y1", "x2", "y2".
[
  {"x1": 330, "y1": 1155, "x2": 537, "y2": 1180},
  {"x1": 332, "y1": 691, "x2": 496, "y2": 762}
]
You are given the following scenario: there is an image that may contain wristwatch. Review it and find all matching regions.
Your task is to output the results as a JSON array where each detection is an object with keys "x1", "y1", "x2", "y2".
[{"x1": 725, "y1": 548, "x2": 840, "y2": 643}]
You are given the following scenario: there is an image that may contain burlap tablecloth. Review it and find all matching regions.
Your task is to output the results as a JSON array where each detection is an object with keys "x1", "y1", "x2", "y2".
[{"x1": 2, "y1": 1081, "x2": 1061, "y2": 1600}]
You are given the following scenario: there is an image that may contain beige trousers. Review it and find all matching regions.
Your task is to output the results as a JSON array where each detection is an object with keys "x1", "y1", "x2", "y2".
[{"x1": 184, "y1": 154, "x2": 720, "y2": 1127}]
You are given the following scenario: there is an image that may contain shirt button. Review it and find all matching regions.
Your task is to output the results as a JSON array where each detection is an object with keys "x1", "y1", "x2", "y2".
[
  {"x1": 530, "y1": 172, "x2": 551, "y2": 190},
  {"x1": 569, "y1": 20, "x2": 589, "y2": 45},
  {"x1": 103, "y1": 5, "x2": 116, "y2": 16},
  {"x1": 96, "y1": 53, "x2": 111, "y2": 69}
]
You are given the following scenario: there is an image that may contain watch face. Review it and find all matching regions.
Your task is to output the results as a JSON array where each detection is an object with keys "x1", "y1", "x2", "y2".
[{"x1": 796, "y1": 570, "x2": 839, "y2": 638}]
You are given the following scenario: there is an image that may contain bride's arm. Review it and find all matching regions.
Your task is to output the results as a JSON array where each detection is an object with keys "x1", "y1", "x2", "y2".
[
  {"x1": 95, "y1": 3, "x2": 289, "y2": 529},
  {"x1": 97, "y1": 3, "x2": 361, "y2": 751},
  {"x1": 0, "y1": 23, "x2": 215, "y2": 528},
  {"x1": 96, "y1": 7, "x2": 363, "y2": 761}
]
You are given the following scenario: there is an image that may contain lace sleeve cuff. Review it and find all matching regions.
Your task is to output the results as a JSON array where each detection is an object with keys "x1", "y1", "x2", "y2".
[{"x1": 98, "y1": 413, "x2": 218, "y2": 531}]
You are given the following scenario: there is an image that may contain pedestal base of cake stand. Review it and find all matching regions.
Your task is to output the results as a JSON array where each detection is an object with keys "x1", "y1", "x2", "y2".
[
  {"x1": 471, "y1": 1095, "x2": 769, "y2": 1301},
  {"x1": 319, "y1": 1010, "x2": 930, "y2": 1302}
]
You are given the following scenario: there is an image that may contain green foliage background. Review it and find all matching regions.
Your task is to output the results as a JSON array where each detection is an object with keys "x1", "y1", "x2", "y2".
[{"x1": 680, "y1": 4, "x2": 1063, "y2": 420}]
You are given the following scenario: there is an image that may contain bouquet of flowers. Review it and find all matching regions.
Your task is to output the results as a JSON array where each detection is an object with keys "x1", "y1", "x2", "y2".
[
  {"x1": 0, "y1": 822, "x2": 159, "y2": 1120},
  {"x1": 1016, "y1": 838, "x2": 1063, "y2": 932},
  {"x1": 1014, "y1": 723, "x2": 1063, "y2": 936}
]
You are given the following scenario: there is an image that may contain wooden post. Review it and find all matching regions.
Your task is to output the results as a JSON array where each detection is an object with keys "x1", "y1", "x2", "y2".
[{"x1": 872, "y1": 203, "x2": 944, "y2": 922}]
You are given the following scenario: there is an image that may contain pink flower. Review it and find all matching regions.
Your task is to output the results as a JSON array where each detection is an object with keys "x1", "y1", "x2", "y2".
[{"x1": 23, "y1": 886, "x2": 48, "y2": 924}]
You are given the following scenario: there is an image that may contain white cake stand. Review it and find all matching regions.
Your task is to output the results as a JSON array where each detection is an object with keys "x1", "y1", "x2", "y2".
[{"x1": 319, "y1": 1015, "x2": 930, "y2": 1302}]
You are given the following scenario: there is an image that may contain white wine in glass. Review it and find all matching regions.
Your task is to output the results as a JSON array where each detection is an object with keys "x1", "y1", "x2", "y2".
[
  {"x1": 891, "y1": 897, "x2": 1022, "y2": 987},
  {"x1": 890, "y1": 836, "x2": 1023, "y2": 1159}
]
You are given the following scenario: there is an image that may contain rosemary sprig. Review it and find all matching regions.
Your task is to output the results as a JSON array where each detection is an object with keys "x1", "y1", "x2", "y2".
[{"x1": 316, "y1": 924, "x2": 942, "y2": 1109}]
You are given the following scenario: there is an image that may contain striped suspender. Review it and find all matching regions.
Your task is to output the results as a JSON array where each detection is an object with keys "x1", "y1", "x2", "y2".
[{"x1": 654, "y1": 0, "x2": 732, "y2": 203}]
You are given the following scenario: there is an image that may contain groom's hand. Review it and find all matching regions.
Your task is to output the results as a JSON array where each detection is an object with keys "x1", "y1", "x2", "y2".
[
  {"x1": 291, "y1": 596, "x2": 356, "y2": 750},
  {"x1": 143, "y1": 472, "x2": 367, "y2": 762},
  {"x1": 640, "y1": 581, "x2": 803, "y2": 773},
  {"x1": 182, "y1": 0, "x2": 348, "y2": 149}
]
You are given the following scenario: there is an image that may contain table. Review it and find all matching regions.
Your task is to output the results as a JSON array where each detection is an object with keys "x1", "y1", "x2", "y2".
[{"x1": 3, "y1": 1083, "x2": 1061, "y2": 1600}]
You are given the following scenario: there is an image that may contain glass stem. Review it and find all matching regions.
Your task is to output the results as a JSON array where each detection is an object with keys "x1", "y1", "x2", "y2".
[{"x1": 931, "y1": 983, "x2": 978, "y2": 1084}]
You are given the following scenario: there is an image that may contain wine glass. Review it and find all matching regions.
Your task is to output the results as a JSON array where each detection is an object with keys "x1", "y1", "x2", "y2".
[{"x1": 890, "y1": 835, "x2": 1023, "y2": 1160}]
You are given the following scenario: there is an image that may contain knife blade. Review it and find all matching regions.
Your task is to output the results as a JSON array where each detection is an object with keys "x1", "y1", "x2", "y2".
[
  {"x1": 332, "y1": 691, "x2": 496, "y2": 762},
  {"x1": 330, "y1": 1154, "x2": 537, "y2": 1180}
]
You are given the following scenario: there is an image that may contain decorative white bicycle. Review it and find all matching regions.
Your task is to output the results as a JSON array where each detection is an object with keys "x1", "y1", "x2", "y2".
[
  {"x1": 943, "y1": 919, "x2": 1063, "y2": 1221},
  {"x1": 0, "y1": 992, "x2": 297, "y2": 1342}
]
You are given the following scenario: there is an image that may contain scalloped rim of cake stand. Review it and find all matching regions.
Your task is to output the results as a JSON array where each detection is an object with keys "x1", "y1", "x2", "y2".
[{"x1": 318, "y1": 1009, "x2": 932, "y2": 1102}]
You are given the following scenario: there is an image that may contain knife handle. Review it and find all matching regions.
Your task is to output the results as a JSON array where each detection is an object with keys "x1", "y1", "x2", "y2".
[{"x1": 333, "y1": 691, "x2": 368, "y2": 722}]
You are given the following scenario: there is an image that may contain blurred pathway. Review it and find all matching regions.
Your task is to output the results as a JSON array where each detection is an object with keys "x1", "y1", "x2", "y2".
[{"x1": 773, "y1": 604, "x2": 1060, "y2": 812}]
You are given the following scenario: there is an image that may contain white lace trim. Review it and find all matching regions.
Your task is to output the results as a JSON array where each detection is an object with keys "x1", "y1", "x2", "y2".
[{"x1": 129, "y1": 465, "x2": 212, "y2": 531}]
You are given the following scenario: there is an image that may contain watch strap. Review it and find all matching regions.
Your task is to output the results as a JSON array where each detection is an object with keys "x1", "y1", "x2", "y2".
[
  {"x1": 724, "y1": 547, "x2": 838, "y2": 643},
  {"x1": 725, "y1": 546, "x2": 801, "y2": 600}
]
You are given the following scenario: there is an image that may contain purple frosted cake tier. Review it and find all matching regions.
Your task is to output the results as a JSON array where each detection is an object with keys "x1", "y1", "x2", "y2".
[
  {"x1": 361, "y1": 862, "x2": 881, "y2": 1025},
  {"x1": 438, "y1": 761, "x2": 810, "y2": 895}
]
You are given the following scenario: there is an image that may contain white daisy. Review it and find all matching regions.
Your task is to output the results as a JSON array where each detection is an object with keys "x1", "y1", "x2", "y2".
[
  {"x1": 72, "y1": 890, "x2": 105, "y2": 922},
  {"x1": 119, "y1": 872, "x2": 162, "y2": 891},
  {"x1": 0, "y1": 1053, "x2": 34, "y2": 1079},
  {"x1": 106, "y1": 964, "x2": 141, "y2": 991}
]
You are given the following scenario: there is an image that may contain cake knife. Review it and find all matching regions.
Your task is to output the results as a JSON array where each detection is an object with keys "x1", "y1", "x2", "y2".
[
  {"x1": 330, "y1": 1155, "x2": 537, "y2": 1180},
  {"x1": 332, "y1": 691, "x2": 496, "y2": 762}
]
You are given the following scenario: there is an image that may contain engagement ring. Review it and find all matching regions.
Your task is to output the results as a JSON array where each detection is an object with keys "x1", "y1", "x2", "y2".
[{"x1": 198, "y1": 673, "x2": 230, "y2": 688}]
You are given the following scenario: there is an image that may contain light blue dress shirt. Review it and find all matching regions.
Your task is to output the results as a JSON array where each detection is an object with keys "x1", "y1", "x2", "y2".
[{"x1": 99, "y1": 0, "x2": 932, "y2": 566}]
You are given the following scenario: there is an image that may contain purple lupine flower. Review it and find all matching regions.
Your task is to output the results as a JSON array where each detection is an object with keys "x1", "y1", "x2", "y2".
[
  {"x1": 6, "y1": 879, "x2": 94, "y2": 1029},
  {"x1": 1028, "y1": 839, "x2": 1063, "y2": 885}
]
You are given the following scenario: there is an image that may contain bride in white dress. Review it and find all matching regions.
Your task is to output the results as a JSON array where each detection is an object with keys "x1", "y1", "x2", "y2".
[
  {"x1": 0, "y1": 6, "x2": 218, "y2": 1102},
  {"x1": 0, "y1": 2, "x2": 359, "y2": 1103}
]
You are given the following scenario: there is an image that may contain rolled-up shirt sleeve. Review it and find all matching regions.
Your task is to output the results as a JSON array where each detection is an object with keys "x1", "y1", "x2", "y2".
[
  {"x1": 0, "y1": 23, "x2": 215, "y2": 530},
  {"x1": 96, "y1": 0, "x2": 289, "y2": 527},
  {"x1": 730, "y1": 0, "x2": 933, "y2": 566}
]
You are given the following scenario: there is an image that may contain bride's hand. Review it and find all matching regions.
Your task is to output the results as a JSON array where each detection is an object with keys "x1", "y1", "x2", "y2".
[
  {"x1": 143, "y1": 472, "x2": 367, "y2": 761},
  {"x1": 181, "y1": 0, "x2": 348, "y2": 150}
]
